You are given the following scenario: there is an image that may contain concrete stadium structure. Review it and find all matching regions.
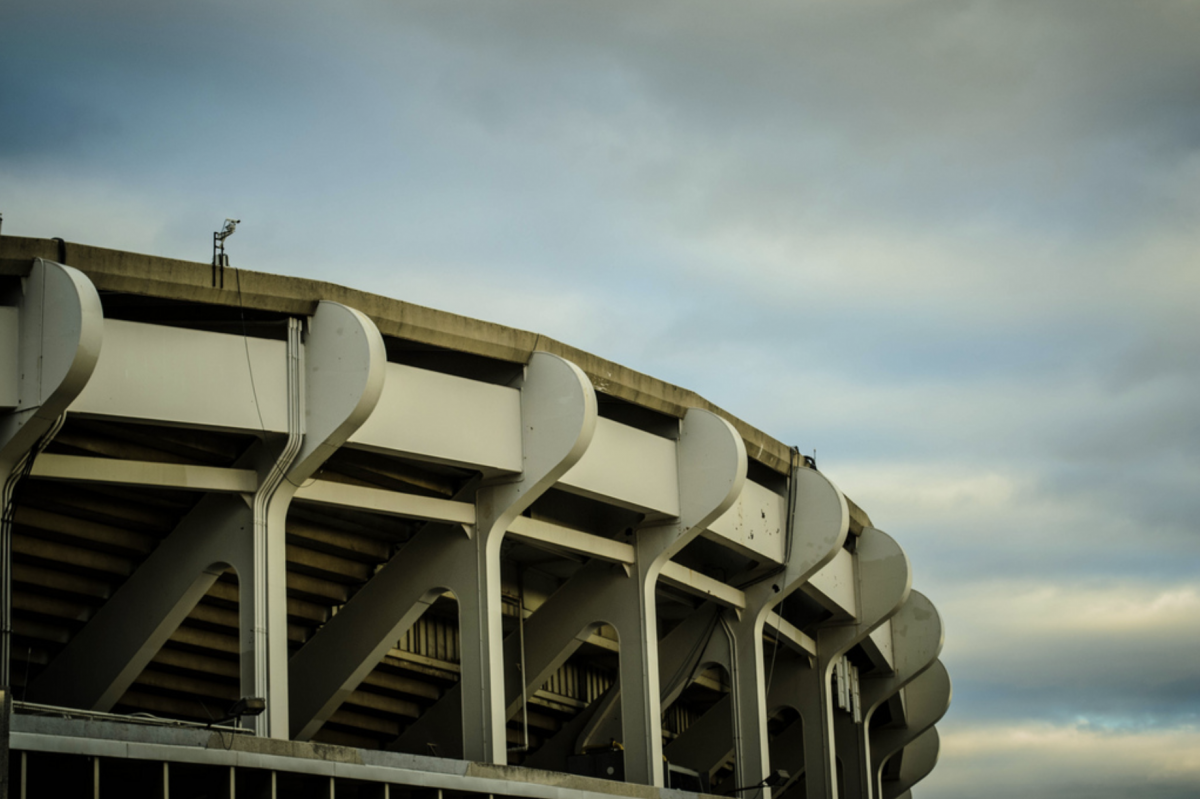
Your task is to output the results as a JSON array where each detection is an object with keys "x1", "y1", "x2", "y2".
[{"x1": 0, "y1": 236, "x2": 949, "y2": 798}]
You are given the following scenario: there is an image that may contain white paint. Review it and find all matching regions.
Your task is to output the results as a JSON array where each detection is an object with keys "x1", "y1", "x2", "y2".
[
  {"x1": 806, "y1": 547, "x2": 857, "y2": 619},
  {"x1": 559, "y1": 417, "x2": 679, "y2": 515},
  {"x1": 69, "y1": 319, "x2": 288, "y2": 432},
  {"x1": 707, "y1": 478, "x2": 787, "y2": 563},
  {"x1": 349, "y1": 362, "x2": 522, "y2": 473},
  {"x1": 30, "y1": 453, "x2": 257, "y2": 493}
]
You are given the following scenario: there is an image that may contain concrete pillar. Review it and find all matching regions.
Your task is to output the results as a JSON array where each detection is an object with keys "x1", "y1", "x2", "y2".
[
  {"x1": 658, "y1": 467, "x2": 850, "y2": 789},
  {"x1": 848, "y1": 591, "x2": 942, "y2": 799},
  {"x1": 245, "y1": 302, "x2": 385, "y2": 738},
  {"x1": 614, "y1": 408, "x2": 745, "y2": 786},
  {"x1": 795, "y1": 528, "x2": 911, "y2": 799},
  {"x1": 452, "y1": 352, "x2": 598, "y2": 765},
  {"x1": 725, "y1": 467, "x2": 851, "y2": 797},
  {"x1": 880, "y1": 727, "x2": 939, "y2": 799},
  {"x1": 870, "y1": 661, "x2": 950, "y2": 799},
  {"x1": 0, "y1": 260, "x2": 103, "y2": 688}
]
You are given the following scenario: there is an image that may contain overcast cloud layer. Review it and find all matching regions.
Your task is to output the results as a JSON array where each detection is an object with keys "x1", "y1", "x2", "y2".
[{"x1": 3, "y1": 2, "x2": 1198, "y2": 797}]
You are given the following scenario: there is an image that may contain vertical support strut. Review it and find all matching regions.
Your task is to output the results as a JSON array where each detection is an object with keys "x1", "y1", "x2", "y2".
[
  {"x1": 247, "y1": 318, "x2": 305, "y2": 737},
  {"x1": 459, "y1": 352, "x2": 597, "y2": 764},
  {"x1": 611, "y1": 409, "x2": 746, "y2": 786},
  {"x1": 725, "y1": 466, "x2": 851, "y2": 798}
]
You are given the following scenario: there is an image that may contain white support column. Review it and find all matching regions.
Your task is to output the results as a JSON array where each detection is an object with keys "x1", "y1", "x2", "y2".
[
  {"x1": 244, "y1": 315, "x2": 306, "y2": 739},
  {"x1": 661, "y1": 470, "x2": 851, "y2": 787},
  {"x1": 0, "y1": 259, "x2": 103, "y2": 688},
  {"x1": 870, "y1": 661, "x2": 951, "y2": 799},
  {"x1": 881, "y1": 727, "x2": 939, "y2": 799},
  {"x1": 242, "y1": 301, "x2": 387, "y2": 739},
  {"x1": 795, "y1": 528, "x2": 911, "y2": 799},
  {"x1": 460, "y1": 352, "x2": 597, "y2": 765},
  {"x1": 616, "y1": 408, "x2": 746, "y2": 787},
  {"x1": 850, "y1": 591, "x2": 943, "y2": 799},
  {"x1": 726, "y1": 467, "x2": 851, "y2": 798}
]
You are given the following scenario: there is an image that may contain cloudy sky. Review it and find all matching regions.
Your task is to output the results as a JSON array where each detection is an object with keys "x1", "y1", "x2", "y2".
[{"x1": 3, "y1": 1, "x2": 1198, "y2": 796}]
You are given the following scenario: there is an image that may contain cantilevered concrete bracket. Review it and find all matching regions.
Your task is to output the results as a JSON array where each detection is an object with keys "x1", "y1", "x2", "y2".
[
  {"x1": 592, "y1": 408, "x2": 745, "y2": 786},
  {"x1": 776, "y1": 527, "x2": 910, "y2": 799},
  {"x1": 0, "y1": 259, "x2": 103, "y2": 686},
  {"x1": 660, "y1": 467, "x2": 851, "y2": 788},
  {"x1": 839, "y1": 591, "x2": 943, "y2": 799},
  {"x1": 462, "y1": 352, "x2": 597, "y2": 764},
  {"x1": 289, "y1": 351, "x2": 596, "y2": 756},
  {"x1": 246, "y1": 303, "x2": 386, "y2": 737},
  {"x1": 27, "y1": 302, "x2": 385, "y2": 740},
  {"x1": 880, "y1": 727, "x2": 939, "y2": 799},
  {"x1": 871, "y1": 660, "x2": 950, "y2": 799},
  {"x1": 521, "y1": 410, "x2": 743, "y2": 784},
  {"x1": 858, "y1": 593, "x2": 943, "y2": 724},
  {"x1": 725, "y1": 467, "x2": 850, "y2": 796}
]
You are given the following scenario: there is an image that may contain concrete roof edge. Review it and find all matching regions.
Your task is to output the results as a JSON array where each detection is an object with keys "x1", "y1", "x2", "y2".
[{"x1": 0, "y1": 236, "x2": 818, "y2": 483}]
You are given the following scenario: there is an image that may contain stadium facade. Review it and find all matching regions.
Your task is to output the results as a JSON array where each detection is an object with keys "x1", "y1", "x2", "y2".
[{"x1": 0, "y1": 236, "x2": 949, "y2": 798}]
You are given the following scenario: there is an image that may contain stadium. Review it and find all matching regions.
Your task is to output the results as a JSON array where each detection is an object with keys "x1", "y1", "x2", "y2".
[{"x1": 0, "y1": 235, "x2": 948, "y2": 798}]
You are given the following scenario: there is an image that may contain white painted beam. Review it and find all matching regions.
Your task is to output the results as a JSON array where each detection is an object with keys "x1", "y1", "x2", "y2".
[
  {"x1": 721, "y1": 466, "x2": 849, "y2": 797},
  {"x1": 508, "y1": 516, "x2": 634, "y2": 564},
  {"x1": 294, "y1": 479, "x2": 475, "y2": 525},
  {"x1": 348, "y1": 363, "x2": 522, "y2": 474},
  {"x1": 805, "y1": 547, "x2": 857, "y2": 620},
  {"x1": 660, "y1": 562, "x2": 746, "y2": 610},
  {"x1": 706, "y1": 479, "x2": 787, "y2": 563},
  {"x1": 30, "y1": 454, "x2": 257, "y2": 493},
  {"x1": 1, "y1": 259, "x2": 105, "y2": 688},
  {"x1": 764, "y1": 611, "x2": 818, "y2": 658},
  {"x1": 70, "y1": 319, "x2": 288, "y2": 433},
  {"x1": 558, "y1": 417, "x2": 679, "y2": 516}
]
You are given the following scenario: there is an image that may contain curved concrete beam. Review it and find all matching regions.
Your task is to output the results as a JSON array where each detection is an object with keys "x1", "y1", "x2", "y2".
[
  {"x1": 563, "y1": 408, "x2": 744, "y2": 785},
  {"x1": 723, "y1": 467, "x2": 851, "y2": 794},
  {"x1": 0, "y1": 259, "x2": 103, "y2": 464},
  {"x1": 248, "y1": 304, "x2": 386, "y2": 737},
  {"x1": 860, "y1": 592, "x2": 944, "y2": 716},
  {"x1": 871, "y1": 660, "x2": 951, "y2": 795},
  {"x1": 881, "y1": 727, "x2": 939, "y2": 799},
  {"x1": 1, "y1": 259, "x2": 103, "y2": 686},
  {"x1": 841, "y1": 591, "x2": 942, "y2": 798},
  {"x1": 290, "y1": 301, "x2": 388, "y2": 479},
  {"x1": 769, "y1": 527, "x2": 909, "y2": 799},
  {"x1": 477, "y1": 351, "x2": 599, "y2": 530},
  {"x1": 462, "y1": 351, "x2": 598, "y2": 764}
]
